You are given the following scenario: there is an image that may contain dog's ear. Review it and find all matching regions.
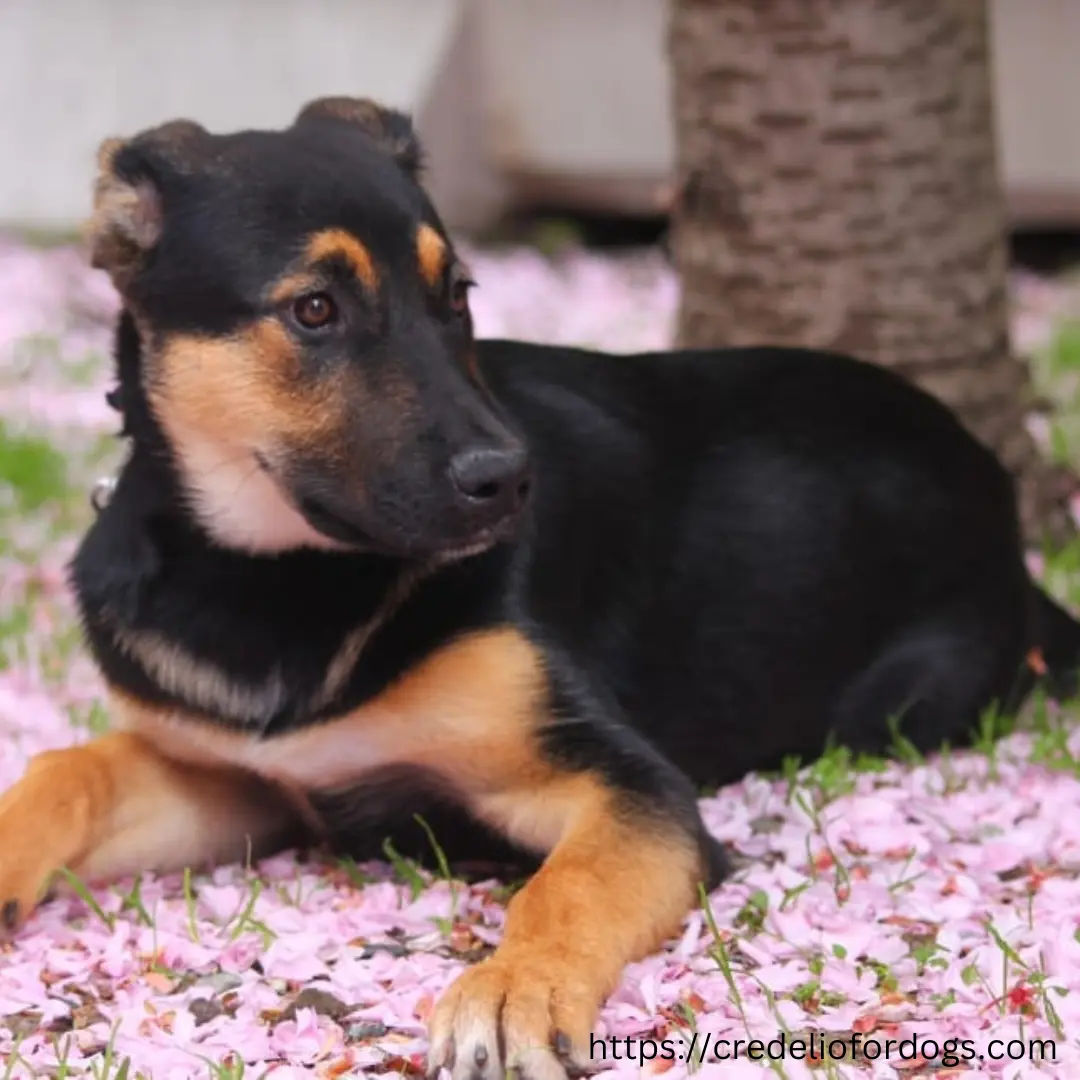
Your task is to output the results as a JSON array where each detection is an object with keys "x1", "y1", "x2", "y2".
[
  {"x1": 85, "y1": 119, "x2": 209, "y2": 293},
  {"x1": 294, "y1": 96, "x2": 423, "y2": 177}
]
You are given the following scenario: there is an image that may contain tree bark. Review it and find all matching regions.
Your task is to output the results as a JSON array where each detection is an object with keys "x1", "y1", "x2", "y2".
[{"x1": 667, "y1": 0, "x2": 1076, "y2": 548}]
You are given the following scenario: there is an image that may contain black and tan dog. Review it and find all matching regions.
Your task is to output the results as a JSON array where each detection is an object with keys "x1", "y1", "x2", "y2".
[{"x1": 0, "y1": 98, "x2": 1078, "y2": 1079}]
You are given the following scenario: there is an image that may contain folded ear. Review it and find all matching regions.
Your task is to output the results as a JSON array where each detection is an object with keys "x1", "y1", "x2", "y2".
[
  {"x1": 85, "y1": 119, "x2": 209, "y2": 293},
  {"x1": 294, "y1": 96, "x2": 423, "y2": 177}
]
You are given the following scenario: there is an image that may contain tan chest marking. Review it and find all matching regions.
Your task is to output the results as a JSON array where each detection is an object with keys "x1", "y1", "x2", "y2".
[{"x1": 108, "y1": 625, "x2": 562, "y2": 848}]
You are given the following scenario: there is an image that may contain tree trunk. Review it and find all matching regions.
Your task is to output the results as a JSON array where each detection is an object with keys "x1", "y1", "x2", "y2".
[{"x1": 667, "y1": 0, "x2": 1076, "y2": 548}]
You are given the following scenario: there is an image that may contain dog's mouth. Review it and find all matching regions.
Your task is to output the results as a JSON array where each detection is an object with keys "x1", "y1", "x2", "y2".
[
  {"x1": 426, "y1": 531, "x2": 505, "y2": 565},
  {"x1": 296, "y1": 492, "x2": 379, "y2": 549},
  {"x1": 255, "y1": 451, "x2": 507, "y2": 561}
]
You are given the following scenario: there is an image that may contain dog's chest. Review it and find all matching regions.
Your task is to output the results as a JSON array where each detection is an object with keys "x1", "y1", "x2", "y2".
[
  {"x1": 112, "y1": 693, "x2": 405, "y2": 784},
  {"x1": 87, "y1": 540, "x2": 416, "y2": 733},
  {"x1": 79, "y1": 506, "x2": 515, "y2": 819}
]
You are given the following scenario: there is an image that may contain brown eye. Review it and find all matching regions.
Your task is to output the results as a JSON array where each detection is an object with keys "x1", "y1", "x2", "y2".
[
  {"x1": 449, "y1": 271, "x2": 474, "y2": 317},
  {"x1": 292, "y1": 292, "x2": 337, "y2": 330}
]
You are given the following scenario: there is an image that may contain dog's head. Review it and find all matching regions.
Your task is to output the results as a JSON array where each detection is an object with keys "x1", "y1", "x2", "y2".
[{"x1": 88, "y1": 98, "x2": 530, "y2": 560}]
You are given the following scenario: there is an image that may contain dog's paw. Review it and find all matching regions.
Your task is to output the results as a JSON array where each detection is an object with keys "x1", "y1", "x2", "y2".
[
  {"x1": 428, "y1": 953, "x2": 596, "y2": 1080},
  {"x1": 0, "y1": 757, "x2": 83, "y2": 936},
  {"x1": 0, "y1": 826, "x2": 56, "y2": 937}
]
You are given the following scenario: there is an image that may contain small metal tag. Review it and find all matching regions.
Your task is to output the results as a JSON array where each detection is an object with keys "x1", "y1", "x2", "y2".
[{"x1": 90, "y1": 475, "x2": 118, "y2": 513}]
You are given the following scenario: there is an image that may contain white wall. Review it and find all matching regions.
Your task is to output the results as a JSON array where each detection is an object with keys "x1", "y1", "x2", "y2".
[
  {"x1": 0, "y1": 0, "x2": 462, "y2": 227},
  {"x1": 1, "y1": 0, "x2": 1078, "y2": 233}
]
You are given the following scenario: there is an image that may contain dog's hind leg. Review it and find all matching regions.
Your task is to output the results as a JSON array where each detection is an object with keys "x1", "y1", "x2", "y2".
[
  {"x1": 0, "y1": 730, "x2": 296, "y2": 936},
  {"x1": 827, "y1": 608, "x2": 1030, "y2": 757}
]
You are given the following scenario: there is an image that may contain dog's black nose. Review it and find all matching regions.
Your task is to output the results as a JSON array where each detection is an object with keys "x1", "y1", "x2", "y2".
[{"x1": 449, "y1": 446, "x2": 532, "y2": 520}]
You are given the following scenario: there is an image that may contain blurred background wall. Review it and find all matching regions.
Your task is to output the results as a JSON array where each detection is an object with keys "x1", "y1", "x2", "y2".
[{"x1": 1, "y1": 0, "x2": 1079, "y2": 236}]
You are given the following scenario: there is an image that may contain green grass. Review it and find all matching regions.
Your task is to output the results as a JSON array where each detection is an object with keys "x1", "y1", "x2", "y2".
[
  {"x1": 0, "y1": 417, "x2": 108, "y2": 568},
  {"x1": 1041, "y1": 317, "x2": 1080, "y2": 378},
  {"x1": 1030, "y1": 302, "x2": 1080, "y2": 469},
  {"x1": 0, "y1": 420, "x2": 70, "y2": 513}
]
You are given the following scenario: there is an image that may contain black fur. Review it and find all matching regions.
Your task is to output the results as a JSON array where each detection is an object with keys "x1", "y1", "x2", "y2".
[{"x1": 71, "y1": 105, "x2": 1080, "y2": 896}]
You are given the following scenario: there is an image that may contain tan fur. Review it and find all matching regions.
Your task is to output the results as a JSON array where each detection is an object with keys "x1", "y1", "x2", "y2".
[
  {"x1": 268, "y1": 271, "x2": 324, "y2": 306},
  {"x1": 430, "y1": 783, "x2": 702, "y2": 1077},
  {"x1": 0, "y1": 625, "x2": 703, "y2": 1078},
  {"x1": 106, "y1": 627, "x2": 548, "y2": 797},
  {"x1": 147, "y1": 323, "x2": 353, "y2": 553},
  {"x1": 305, "y1": 229, "x2": 379, "y2": 292},
  {"x1": 0, "y1": 627, "x2": 545, "y2": 922},
  {"x1": 152, "y1": 321, "x2": 319, "y2": 432},
  {"x1": 416, "y1": 223, "x2": 447, "y2": 288},
  {"x1": 0, "y1": 733, "x2": 291, "y2": 925}
]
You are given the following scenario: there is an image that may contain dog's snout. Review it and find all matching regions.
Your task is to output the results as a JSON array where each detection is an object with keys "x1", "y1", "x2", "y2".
[{"x1": 449, "y1": 446, "x2": 532, "y2": 520}]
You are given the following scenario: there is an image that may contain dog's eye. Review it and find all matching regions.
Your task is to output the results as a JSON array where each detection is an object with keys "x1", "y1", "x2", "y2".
[
  {"x1": 448, "y1": 271, "x2": 474, "y2": 317},
  {"x1": 292, "y1": 292, "x2": 337, "y2": 330}
]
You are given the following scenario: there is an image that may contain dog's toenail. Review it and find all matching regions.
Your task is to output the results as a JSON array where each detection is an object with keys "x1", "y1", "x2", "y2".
[
  {"x1": 554, "y1": 1030, "x2": 572, "y2": 1059},
  {"x1": 1, "y1": 899, "x2": 19, "y2": 930},
  {"x1": 474, "y1": 1045, "x2": 488, "y2": 1067}
]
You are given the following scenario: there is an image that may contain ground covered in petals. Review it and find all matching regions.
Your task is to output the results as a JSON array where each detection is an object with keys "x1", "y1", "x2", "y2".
[{"x1": 3, "y1": 234, "x2": 1080, "y2": 1078}]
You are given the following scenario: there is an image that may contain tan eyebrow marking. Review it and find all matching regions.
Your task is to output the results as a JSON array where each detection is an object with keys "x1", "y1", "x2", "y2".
[
  {"x1": 416, "y1": 223, "x2": 447, "y2": 288},
  {"x1": 267, "y1": 272, "x2": 321, "y2": 306},
  {"x1": 305, "y1": 228, "x2": 379, "y2": 291}
]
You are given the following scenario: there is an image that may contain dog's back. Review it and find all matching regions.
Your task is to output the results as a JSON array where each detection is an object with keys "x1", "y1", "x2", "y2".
[{"x1": 475, "y1": 339, "x2": 1065, "y2": 784}]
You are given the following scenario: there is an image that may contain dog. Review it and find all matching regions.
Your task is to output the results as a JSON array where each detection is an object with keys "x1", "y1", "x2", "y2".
[{"x1": 0, "y1": 96, "x2": 1077, "y2": 1080}]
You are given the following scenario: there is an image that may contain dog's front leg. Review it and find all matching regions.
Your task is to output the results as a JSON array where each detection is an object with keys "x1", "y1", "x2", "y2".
[
  {"x1": 126, "y1": 624, "x2": 726, "y2": 1080},
  {"x1": 428, "y1": 790, "x2": 707, "y2": 1079},
  {"x1": 0, "y1": 728, "x2": 294, "y2": 934},
  {"x1": 426, "y1": 709, "x2": 724, "y2": 1080}
]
